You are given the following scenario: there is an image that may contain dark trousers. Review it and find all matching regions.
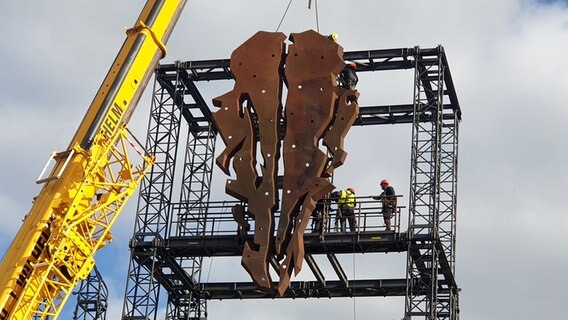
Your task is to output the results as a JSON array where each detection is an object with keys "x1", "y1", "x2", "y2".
[{"x1": 339, "y1": 206, "x2": 356, "y2": 232}]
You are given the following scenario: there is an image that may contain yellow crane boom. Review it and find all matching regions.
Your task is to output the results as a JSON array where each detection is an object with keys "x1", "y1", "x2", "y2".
[{"x1": 0, "y1": 1, "x2": 187, "y2": 318}]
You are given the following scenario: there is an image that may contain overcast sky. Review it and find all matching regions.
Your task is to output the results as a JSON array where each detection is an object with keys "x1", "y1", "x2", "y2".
[{"x1": 1, "y1": 0, "x2": 568, "y2": 319}]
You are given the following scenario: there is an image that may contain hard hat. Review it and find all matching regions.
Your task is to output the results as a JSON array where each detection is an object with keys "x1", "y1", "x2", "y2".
[
  {"x1": 380, "y1": 179, "x2": 390, "y2": 186},
  {"x1": 347, "y1": 187, "x2": 355, "y2": 193},
  {"x1": 328, "y1": 32, "x2": 339, "y2": 42},
  {"x1": 348, "y1": 62, "x2": 357, "y2": 69}
]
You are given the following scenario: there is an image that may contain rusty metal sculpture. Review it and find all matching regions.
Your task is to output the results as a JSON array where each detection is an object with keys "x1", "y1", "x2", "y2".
[{"x1": 212, "y1": 30, "x2": 359, "y2": 295}]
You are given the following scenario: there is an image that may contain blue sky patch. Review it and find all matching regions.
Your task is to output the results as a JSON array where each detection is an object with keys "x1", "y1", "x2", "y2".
[{"x1": 537, "y1": 0, "x2": 568, "y2": 4}]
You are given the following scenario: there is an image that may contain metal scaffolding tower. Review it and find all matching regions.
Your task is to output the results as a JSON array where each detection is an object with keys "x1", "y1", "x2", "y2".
[
  {"x1": 73, "y1": 267, "x2": 108, "y2": 320},
  {"x1": 122, "y1": 69, "x2": 185, "y2": 319},
  {"x1": 405, "y1": 47, "x2": 461, "y2": 320},
  {"x1": 121, "y1": 46, "x2": 461, "y2": 320}
]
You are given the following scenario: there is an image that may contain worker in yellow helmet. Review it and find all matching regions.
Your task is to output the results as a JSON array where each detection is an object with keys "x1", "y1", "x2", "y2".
[
  {"x1": 332, "y1": 187, "x2": 357, "y2": 232},
  {"x1": 328, "y1": 32, "x2": 339, "y2": 42}
]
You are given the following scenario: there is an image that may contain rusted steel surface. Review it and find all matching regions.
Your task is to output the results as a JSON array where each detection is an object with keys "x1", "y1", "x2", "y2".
[
  {"x1": 276, "y1": 30, "x2": 349, "y2": 296},
  {"x1": 212, "y1": 30, "x2": 359, "y2": 296},
  {"x1": 322, "y1": 88, "x2": 360, "y2": 177},
  {"x1": 212, "y1": 31, "x2": 285, "y2": 292}
]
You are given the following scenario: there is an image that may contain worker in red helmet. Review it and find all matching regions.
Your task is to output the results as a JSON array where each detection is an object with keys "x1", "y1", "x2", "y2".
[
  {"x1": 374, "y1": 179, "x2": 397, "y2": 231},
  {"x1": 338, "y1": 61, "x2": 359, "y2": 91}
]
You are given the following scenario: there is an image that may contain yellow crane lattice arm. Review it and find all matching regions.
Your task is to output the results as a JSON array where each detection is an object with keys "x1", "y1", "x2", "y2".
[
  {"x1": 0, "y1": 0, "x2": 187, "y2": 318},
  {"x1": 13, "y1": 128, "x2": 153, "y2": 319}
]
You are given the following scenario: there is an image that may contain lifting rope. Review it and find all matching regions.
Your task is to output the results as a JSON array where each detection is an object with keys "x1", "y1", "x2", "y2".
[
  {"x1": 276, "y1": 0, "x2": 321, "y2": 33},
  {"x1": 308, "y1": 0, "x2": 320, "y2": 33},
  {"x1": 205, "y1": 202, "x2": 226, "y2": 284},
  {"x1": 352, "y1": 249, "x2": 358, "y2": 320},
  {"x1": 276, "y1": 0, "x2": 293, "y2": 32}
]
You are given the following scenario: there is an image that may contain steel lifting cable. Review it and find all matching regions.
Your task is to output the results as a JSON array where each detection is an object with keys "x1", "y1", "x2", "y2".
[
  {"x1": 277, "y1": 0, "x2": 321, "y2": 33},
  {"x1": 314, "y1": 0, "x2": 320, "y2": 33},
  {"x1": 308, "y1": 0, "x2": 321, "y2": 33},
  {"x1": 352, "y1": 222, "x2": 358, "y2": 320},
  {"x1": 205, "y1": 202, "x2": 227, "y2": 284},
  {"x1": 276, "y1": 0, "x2": 294, "y2": 32}
]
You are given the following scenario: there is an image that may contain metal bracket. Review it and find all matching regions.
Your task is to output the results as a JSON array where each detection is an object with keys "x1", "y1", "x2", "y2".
[{"x1": 36, "y1": 149, "x2": 75, "y2": 184}]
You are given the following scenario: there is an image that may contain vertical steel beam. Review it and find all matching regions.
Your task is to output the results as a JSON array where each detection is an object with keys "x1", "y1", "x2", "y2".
[
  {"x1": 121, "y1": 68, "x2": 183, "y2": 319},
  {"x1": 437, "y1": 47, "x2": 460, "y2": 320},
  {"x1": 405, "y1": 46, "x2": 443, "y2": 319},
  {"x1": 166, "y1": 110, "x2": 216, "y2": 319},
  {"x1": 405, "y1": 46, "x2": 459, "y2": 320}
]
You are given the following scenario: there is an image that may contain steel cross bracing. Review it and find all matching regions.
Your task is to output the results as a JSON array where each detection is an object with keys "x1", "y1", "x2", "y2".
[
  {"x1": 122, "y1": 47, "x2": 461, "y2": 319},
  {"x1": 121, "y1": 73, "x2": 185, "y2": 320},
  {"x1": 72, "y1": 267, "x2": 108, "y2": 320},
  {"x1": 405, "y1": 46, "x2": 460, "y2": 320},
  {"x1": 165, "y1": 113, "x2": 216, "y2": 317},
  {"x1": 121, "y1": 63, "x2": 216, "y2": 320}
]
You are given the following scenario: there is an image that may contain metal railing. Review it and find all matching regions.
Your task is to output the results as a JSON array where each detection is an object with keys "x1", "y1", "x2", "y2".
[
  {"x1": 170, "y1": 195, "x2": 405, "y2": 238},
  {"x1": 311, "y1": 196, "x2": 404, "y2": 235}
]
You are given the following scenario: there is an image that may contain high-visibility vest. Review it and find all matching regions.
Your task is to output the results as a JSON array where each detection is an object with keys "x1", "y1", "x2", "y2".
[{"x1": 338, "y1": 189, "x2": 356, "y2": 208}]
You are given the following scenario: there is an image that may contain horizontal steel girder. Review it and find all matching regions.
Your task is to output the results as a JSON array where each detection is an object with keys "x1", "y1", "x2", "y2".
[
  {"x1": 200, "y1": 279, "x2": 409, "y2": 299},
  {"x1": 156, "y1": 46, "x2": 461, "y2": 133},
  {"x1": 130, "y1": 231, "x2": 408, "y2": 258}
]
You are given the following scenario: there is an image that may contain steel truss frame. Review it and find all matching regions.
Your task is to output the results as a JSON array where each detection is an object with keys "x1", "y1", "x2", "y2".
[
  {"x1": 122, "y1": 72, "x2": 184, "y2": 319},
  {"x1": 122, "y1": 47, "x2": 461, "y2": 320},
  {"x1": 405, "y1": 46, "x2": 460, "y2": 320},
  {"x1": 73, "y1": 267, "x2": 108, "y2": 320}
]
